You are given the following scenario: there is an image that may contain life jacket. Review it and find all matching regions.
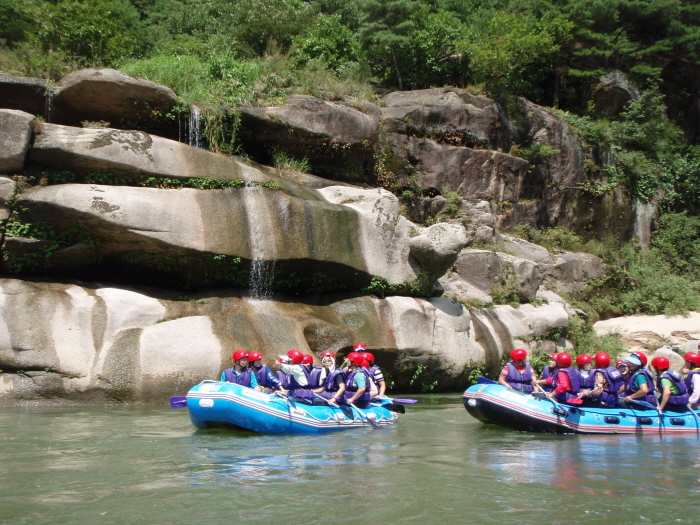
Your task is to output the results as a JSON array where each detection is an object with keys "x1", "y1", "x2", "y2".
[
  {"x1": 684, "y1": 369, "x2": 700, "y2": 395},
  {"x1": 308, "y1": 366, "x2": 324, "y2": 389},
  {"x1": 367, "y1": 365, "x2": 382, "y2": 396},
  {"x1": 551, "y1": 367, "x2": 582, "y2": 402},
  {"x1": 594, "y1": 367, "x2": 624, "y2": 406},
  {"x1": 277, "y1": 370, "x2": 290, "y2": 389},
  {"x1": 252, "y1": 364, "x2": 277, "y2": 388},
  {"x1": 540, "y1": 365, "x2": 556, "y2": 392},
  {"x1": 343, "y1": 368, "x2": 371, "y2": 403},
  {"x1": 505, "y1": 361, "x2": 534, "y2": 393},
  {"x1": 624, "y1": 369, "x2": 657, "y2": 406},
  {"x1": 288, "y1": 365, "x2": 314, "y2": 400},
  {"x1": 579, "y1": 369, "x2": 594, "y2": 389},
  {"x1": 656, "y1": 369, "x2": 690, "y2": 406},
  {"x1": 318, "y1": 369, "x2": 346, "y2": 400},
  {"x1": 223, "y1": 367, "x2": 253, "y2": 387}
]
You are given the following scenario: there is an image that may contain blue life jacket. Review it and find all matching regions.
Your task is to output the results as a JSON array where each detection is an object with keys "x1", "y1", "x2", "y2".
[
  {"x1": 308, "y1": 366, "x2": 323, "y2": 389},
  {"x1": 343, "y1": 368, "x2": 371, "y2": 403},
  {"x1": 594, "y1": 366, "x2": 624, "y2": 406},
  {"x1": 223, "y1": 367, "x2": 253, "y2": 387},
  {"x1": 684, "y1": 369, "x2": 700, "y2": 395},
  {"x1": 288, "y1": 365, "x2": 314, "y2": 400},
  {"x1": 551, "y1": 367, "x2": 581, "y2": 402},
  {"x1": 656, "y1": 369, "x2": 689, "y2": 406},
  {"x1": 505, "y1": 361, "x2": 534, "y2": 393},
  {"x1": 625, "y1": 369, "x2": 657, "y2": 406},
  {"x1": 252, "y1": 364, "x2": 280, "y2": 388},
  {"x1": 540, "y1": 365, "x2": 556, "y2": 392},
  {"x1": 579, "y1": 369, "x2": 594, "y2": 389}
]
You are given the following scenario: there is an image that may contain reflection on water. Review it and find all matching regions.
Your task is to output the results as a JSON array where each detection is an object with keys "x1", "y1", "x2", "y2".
[{"x1": 1, "y1": 398, "x2": 700, "y2": 524}]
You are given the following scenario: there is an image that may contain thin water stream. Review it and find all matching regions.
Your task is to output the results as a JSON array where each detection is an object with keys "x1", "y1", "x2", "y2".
[{"x1": 1, "y1": 395, "x2": 699, "y2": 524}]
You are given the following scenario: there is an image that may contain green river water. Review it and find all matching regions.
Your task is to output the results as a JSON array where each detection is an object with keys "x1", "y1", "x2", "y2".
[{"x1": 1, "y1": 394, "x2": 699, "y2": 525}]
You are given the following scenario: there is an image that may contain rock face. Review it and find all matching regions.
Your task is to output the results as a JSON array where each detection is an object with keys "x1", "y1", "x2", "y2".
[
  {"x1": 593, "y1": 70, "x2": 640, "y2": 118},
  {"x1": 0, "y1": 279, "x2": 516, "y2": 406},
  {"x1": 0, "y1": 73, "x2": 47, "y2": 116},
  {"x1": 52, "y1": 68, "x2": 178, "y2": 136},
  {"x1": 239, "y1": 95, "x2": 379, "y2": 181},
  {"x1": 0, "y1": 109, "x2": 34, "y2": 174}
]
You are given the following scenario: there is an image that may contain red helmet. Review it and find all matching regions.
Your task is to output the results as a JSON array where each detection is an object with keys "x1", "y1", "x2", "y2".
[
  {"x1": 302, "y1": 354, "x2": 314, "y2": 365},
  {"x1": 287, "y1": 349, "x2": 303, "y2": 364},
  {"x1": 321, "y1": 351, "x2": 336, "y2": 359},
  {"x1": 576, "y1": 354, "x2": 592, "y2": 367},
  {"x1": 651, "y1": 356, "x2": 670, "y2": 370},
  {"x1": 594, "y1": 352, "x2": 610, "y2": 368},
  {"x1": 549, "y1": 353, "x2": 559, "y2": 362},
  {"x1": 349, "y1": 354, "x2": 365, "y2": 366},
  {"x1": 510, "y1": 349, "x2": 527, "y2": 361},
  {"x1": 248, "y1": 351, "x2": 263, "y2": 362},
  {"x1": 632, "y1": 351, "x2": 648, "y2": 366},
  {"x1": 362, "y1": 352, "x2": 375, "y2": 364},
  {"x1": 353, "y1": 343, "x2": 366, "y2": 351},
  {"x1": 616, "y1": 360, "x2": 627, "y2": 368},
  {"x1": 684, "y1": 352, "x2": 700, "y2": 367},
  {"x1": 232, "y1": 350, "x2": 249, "y2": 362},
  {"x1": 556, "y1": 353, "x2": 572, "y2": 368},
  {"x1": 361, "y1": 359, "x2": 370, "y2": 368}
]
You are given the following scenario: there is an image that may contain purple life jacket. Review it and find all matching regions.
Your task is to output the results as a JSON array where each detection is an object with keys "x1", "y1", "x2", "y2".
[
  {"x1": 624, "y1": 369, "x2": 657, "y2": 406},
  {"x1": 277, "y1": 370, "x2": 290, "y2": 389},
  {"x1": 288, "y1": 365, "x2": 314, "y2": 400},
  {"x1": 594, "y1": 366, "x2": 624, "y2": 406},
  {"x1": 252, "y1": 364, "x2": 279, "y2": 388},
  {"x1": 308, "y1": 366, "x2": 323, "y2": 389},
  {"x1": 540, "y1": 365, "x2": 555, "y2": 392},
  {"x1": 684, "y1": 369, "x2": 700, "y2": 395},
  {"x1": 579, "y1": 369, "x2": 595, "y2": 389},
  {"x1": 505, "y1": 361, "x2": 534, "y2": 393},
  {"x1": 656, "y1": 369, "x2": 689, "y2": 406},
  {"x1": 322, "y1": 369, "x2": 346, "y2": 392},
  {"x1": 223, "y1": 367, "x2": 253, "y2": 387},
  {"x1": 551, "y1": 367, "x2": 582, "y2": 402},
  {"x1": 343, "y1": 368, "x2": 371, "y2": 403}
]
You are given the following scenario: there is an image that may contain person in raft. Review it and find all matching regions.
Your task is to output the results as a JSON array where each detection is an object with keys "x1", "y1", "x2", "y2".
[
  {"x1": 535, "y1": 353, "x2": 558, "y2": 393},
  {"x1": 578, "y1": 352, "x2": 624, "y2": 407},
  {"x1": 499, "y1": 349, "x2": 538, "y2": 393},
  {"x1": 576, "y1": 354, "x2": 594, "y2": 389},
  {"x1": 621, "y1": 354, "x2": 657, "y2": 407},
  {"x1": 651, "y1": 356, "x2": 689, "y2": 412},
  {"x1": 248, "y1": 351, "x2": 286, "y2": 394},
  {"x1": 362, "y1": 351, "x2": 387, "y2": 401},
  {"x1": 683, "y1": 351, "x2": 700, "y2": 409},
  {"x1": 274, "y1": 349, "x2": 315, "y2": 404},
  {"x1": 311, "y1": 351, "x2": 347, "y2": 404},
  {"x1": 221, "y1": 351, "x2": 261, "y2": 389},
  {"x1": 343, "y1": 353, "x2": 372, "y2": 406},
  {"x1": 543, "y1": 353, "x2": 582, "y2": 404}
]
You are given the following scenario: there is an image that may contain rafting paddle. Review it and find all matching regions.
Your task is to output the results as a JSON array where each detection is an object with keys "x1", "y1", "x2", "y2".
[
  {"x1": 371, "y1": 402, "x2": 406, "y2": 414},
  {"x1": 349, "y1": 402, "x2": 381, "y2": 429},
  {"x1": 169, "y1": 396, "x2": 187, "y2": 409}
]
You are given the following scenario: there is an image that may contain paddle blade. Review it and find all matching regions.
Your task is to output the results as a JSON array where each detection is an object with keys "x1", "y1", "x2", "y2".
[
  {"x1": 391, "y1": 398, "x2": 418, "y2": 404},
  {"x1": 386, "y1": 403, "x2": 406, "y2": 414},
  {"x1": 169, "y1": 396, "x2": 188, "y2": 409}
]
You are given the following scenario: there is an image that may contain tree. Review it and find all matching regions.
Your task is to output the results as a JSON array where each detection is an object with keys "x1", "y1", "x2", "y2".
[{"x1": 357, "y1": 0, "x2": 423, "y2": 90}]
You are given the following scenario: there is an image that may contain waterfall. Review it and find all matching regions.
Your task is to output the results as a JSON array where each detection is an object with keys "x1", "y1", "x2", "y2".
[
  {"x1": 243, "y1": 180, "x2": 277, "y2": 300},
  {"x1": 188, "y1": 106, "x2": 202, "y2": 148},
  {"x1": 45, "y1": 88, "x2": 54, "y2": 123}
]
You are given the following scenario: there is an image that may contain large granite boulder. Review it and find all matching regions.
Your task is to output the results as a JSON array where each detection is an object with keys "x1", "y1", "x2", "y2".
[
  {"x1": 239, "y1": 95, "x2": 380, "y2": 180},
  {"x1": 439, "y1": 249, "x2": 543, "y2": 303},
  {"x1": 381, "y1": 88, "x2": 513, "y2": 150},
  {"x1": 0, "y1": 73, "x2": 47, "y2": 116},
  {"x1": 593, "y1": 70, "x2": 640, "y2": 118},
  {"x1": 549, "y1": 251, "x2": 606, "y2": 293},
  {"x1": 390, "y1": 135, "x2": 529, "y2": 200},
  {"x1": 51, "y1": 68, "x2": 178, "y2": 136},
  {"x1": 408, "y1": 223, "x2": 468, "y2": 280},
  {"x1": 0, "y1": 109, "x2": 34, "y2": 174},
  {"x1": 0, "y1": 278, "x2": 512, "y2": 405},
  {"x1": 0, "y1": 176, "x2": 16, "y2": 221}
]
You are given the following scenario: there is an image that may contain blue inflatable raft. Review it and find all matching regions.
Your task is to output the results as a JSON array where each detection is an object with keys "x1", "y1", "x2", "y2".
[
  {"x1": 182, "y1": 381, "x2": 399, "y2": 434},
  {"x1": 464, "y1": 382, "x2": 700, "y2": 434}
]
